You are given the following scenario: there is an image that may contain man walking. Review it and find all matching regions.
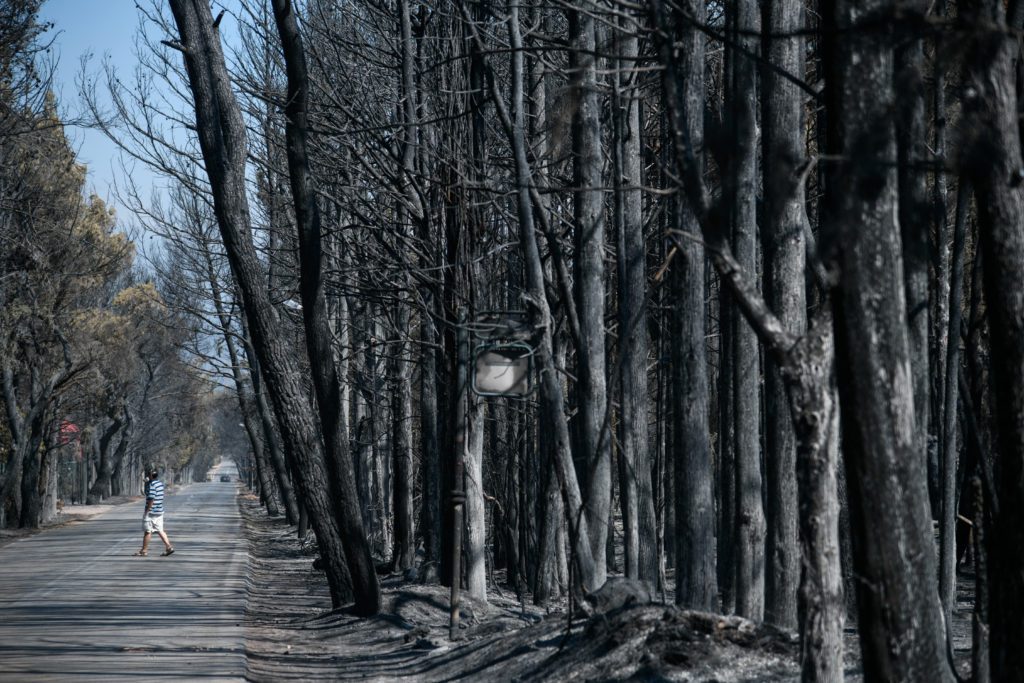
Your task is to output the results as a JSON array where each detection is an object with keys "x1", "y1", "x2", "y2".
[{"x1": 135, "y1": 466, "x2": 175, "y2": 557}]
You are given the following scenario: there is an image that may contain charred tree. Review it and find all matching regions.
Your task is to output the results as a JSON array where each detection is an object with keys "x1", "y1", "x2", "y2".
[
  {"x1": 761, "y1": 0, "x2": 806, "y2": 631},
  {"x1": 167, "y1": 0, "x2": 375, "y2": 613},
  {"x1": 823, "y1": 1, "x2": 952, "y2": 678},
  {"x1": 960, "y1": 0, "x2": 1024, "y2": 678}
]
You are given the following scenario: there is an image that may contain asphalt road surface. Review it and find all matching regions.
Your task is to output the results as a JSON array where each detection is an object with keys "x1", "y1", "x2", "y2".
[{"x1": 0, "y1": 462, "x2": 246, "y2": 681}]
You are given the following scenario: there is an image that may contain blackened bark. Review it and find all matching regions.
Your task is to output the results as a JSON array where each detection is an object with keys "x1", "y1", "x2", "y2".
[
  {"x1": 824, "y1": 1, "x2": 952, "y2": 678},
  {"x1": 650, "y1": 1, "x2": 844, "y2": 676},
  {"x1": 167, "y1": 0, "x2": 365, "y2": 612},
  {"x1": 205, "y1": 250, "x2": 280, "y2": 517},
  {"x1": 932, "y1": 69, "x2": 952, "y2": 520},
  {"x1": 613, "y1": 10, "x2": 657, "y2": 586},
  {"x1": 761, "y1": 0, "x2": 806, "y2": 631},
  {"x1": 939, "y1": 180, "x2": 970, "y2": 623},
  {"x1": 420, "y1": 310, "x2": 441, "y2": 565},
  {"x1": 895, "y1": 0, "x2": 932, "y2": 518},
  {"x1": 239, "y1": 313, "x2": 300, "y2": 525},
  {"x1": 269, "y1": 0, "x2": 380, "y2": 615},
  {"x1": 390, "y1": 317, "x2": 415, "y2": 571},
  {"x1": 472, "y1": 0, "x2": 599, "y2": 591},
  {"x1": 729, "y1": 0, "x2": 765, "y2": 622},
  {"x1": 783, "y1": 315, "x2": 844, "y2": 683},
  {"x1": 666, "y1": 0, "x2": 716, "y2": 611},
  {"x1": 971, "y1": 476, "x2": 990, "y2": 683},
  {"x1": 570, "y1": 0, "x2": 610, "y2": 584},
  {"x1": 959, "y1": 1, "x2": 1024, "y2": 677}
]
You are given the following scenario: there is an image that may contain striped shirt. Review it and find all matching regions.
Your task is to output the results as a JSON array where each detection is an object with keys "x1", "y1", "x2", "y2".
[{"x1": 146, "y1": 479, "x2": 166, "y2": 516}]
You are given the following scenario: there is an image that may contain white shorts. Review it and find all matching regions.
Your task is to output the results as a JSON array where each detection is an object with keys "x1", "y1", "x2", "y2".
[{"x1": 143, "y1": 515, "x2": 164, "y2": 533}]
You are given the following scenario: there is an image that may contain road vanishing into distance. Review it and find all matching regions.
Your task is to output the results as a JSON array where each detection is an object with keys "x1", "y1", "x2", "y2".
[{"x1": 0, "y1": 463, "x2": 246, "y2": 681}]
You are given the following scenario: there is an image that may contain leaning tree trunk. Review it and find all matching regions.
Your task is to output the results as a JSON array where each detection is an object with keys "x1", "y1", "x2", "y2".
[
  {"x1": 167, "y1": 0, "x2": 377, "y2": 614},
  {"x1": 824, "y1": 1, "x2": 953, "y2": 678},
  {"x1": 960, "y1": 0, "x2": 1024, "y2": 677},
  {"x1": 206, "y1": 250, "x2": 280, "y2": 517},
  {"x1": 268, "y1": 0, "x2": 380, "y2": 615},
  {"x1": 239, "y1": 314, "x2": 300, "y2": 525}
]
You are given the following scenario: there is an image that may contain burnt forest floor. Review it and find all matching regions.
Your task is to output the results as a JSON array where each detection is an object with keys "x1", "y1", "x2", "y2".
[{"x1": 240, "y1": 494, "x2": 976, "y2": 682}]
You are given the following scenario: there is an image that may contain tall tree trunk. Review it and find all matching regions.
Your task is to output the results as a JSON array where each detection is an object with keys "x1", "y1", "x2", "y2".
[
  {"x1": 269, "y1": 0, "x2": 380, "y2": 616},
  {"x1": 761, "y1": 0, "x2": 806, "y2": 631},
  {"x1": 895, "y1": 0, "x2": 933, "y2": 518},
  {"x1": 824, "y1": 1, "x2": 952, "y2": 678},
  {"x1": 939, "y1": 181, "x2": 969, "y2": 623},
  {"x1": 931, "y1": 0, "x2": 951, "y2": 514},
  {"x1": 729, "y1": 0, "x2": 765, "y2": 622},
  {"x1": 465, "y1": 396, "x2": 486, "y2": 600},
  {"x1": 206, "y1": 250, "x2": 280, "y2": 517},
  {"x1": 960, "y1": 0, "x2": 1024, "y2": 677},
  {"x1": 665, "y1": 0, "x2": 717, "y2": 611},
  {"x1": 570, "y1": 0, "x2": 610, "y2": 585},
  {"x1": 420, "y1": 307, "x2": 441, "y2": 566},
  {"x1": 650, "y1": 0, "x2": 844, "y2": 675},
  {"x1": 613, "y1": 9, "x2": 657, "y2": 586},
  {"x1": 168, "y1": 0, "x2": 372, "y2": 613},
  {"x1": 468, "y1": 0, "x2": 599, "y2": 591},
  {"x1": 240, "y1": 314, "x2": 300, "y2": 525},
  {"x1": 390, "y1": 312, "x2": 415, "y2": 571}
]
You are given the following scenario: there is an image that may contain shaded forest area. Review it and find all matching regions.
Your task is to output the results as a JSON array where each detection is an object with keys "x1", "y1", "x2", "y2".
[{"x1": 4, "y1": 0, "x2": 1024, "y2": 680}]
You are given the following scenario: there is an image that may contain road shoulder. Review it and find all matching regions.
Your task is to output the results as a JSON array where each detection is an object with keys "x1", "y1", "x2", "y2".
[{"x1": 0, "y1": 495, "x2": 140, "y2": 550}]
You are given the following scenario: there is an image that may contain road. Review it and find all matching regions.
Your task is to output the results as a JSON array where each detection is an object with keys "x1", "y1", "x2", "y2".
[{"x1": 0, "y1": 462, "x2": 246, "y2": 681}]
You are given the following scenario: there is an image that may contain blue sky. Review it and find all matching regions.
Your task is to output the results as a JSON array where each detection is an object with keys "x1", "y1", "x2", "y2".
[
  {"x1": 39, "y1": 0, "x2": 154, "y2": 219},
  {"x1": 40, "y1": 0, "x2": 247, "y2": 248}
]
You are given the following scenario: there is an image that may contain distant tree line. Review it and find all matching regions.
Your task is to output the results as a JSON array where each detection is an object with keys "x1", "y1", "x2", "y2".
[{"x1": 0, "y1": 0, "x2": 218, "y2": 530}]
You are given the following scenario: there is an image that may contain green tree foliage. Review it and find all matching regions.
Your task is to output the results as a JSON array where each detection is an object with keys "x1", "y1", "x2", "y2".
[{"x1": 0, "y1": 5, "x2": 213, "y2": 526}]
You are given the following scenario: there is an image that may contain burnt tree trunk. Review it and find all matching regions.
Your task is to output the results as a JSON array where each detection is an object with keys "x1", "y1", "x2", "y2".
[
  {"x1": 761, "y1": 0, "x2": 806, "y2": 631},
  {"x1": 469, "y1": 0, "x2": 599, "y2": 591},
  {"x1": 666, "y1": 0, "x2": 716, "y2": 611},
  {"x1": 613, "y1": 7, "x2": 657, "y2": 586},
  {"x1": 269, "y1": 0, "x2": 380, "y2": 615},
  {"x1": 729, "y1": 0, "x2": 765, "y2": 622},
  {"x1": 895, "y1": 0, "x2": 933, "y2": 517},
  {"x1": 569, "y1": 0, "x2": 611, "y2": 585},
  {"x1": 960, "y1": 0, "x2": 1024, "y2": 677},
  {"x1": 168, "y1": 0, "x2": 371, "y2": 613},
  {"x1": 824, "y1": 1, "x2": 952, "y2": 678},
  {"x1": 650, "y1": 0, "x2": 844, "y2": 675},
  {"x1": 939, "y1": 180, "x2": 970, "y2": 622}
]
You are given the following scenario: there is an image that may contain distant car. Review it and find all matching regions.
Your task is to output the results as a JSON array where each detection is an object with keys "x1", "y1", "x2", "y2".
[{"x1": 220, "y1": 475, "x2": 231, "y2": 482}]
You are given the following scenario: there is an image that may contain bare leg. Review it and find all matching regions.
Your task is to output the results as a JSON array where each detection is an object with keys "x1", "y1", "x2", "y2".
[
  {"x1": 140, "y1": 532, "x2": 152, "y2": 554},
  {"x1": 157, "y1": 529, "x2": 172, "y2": 551}
]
